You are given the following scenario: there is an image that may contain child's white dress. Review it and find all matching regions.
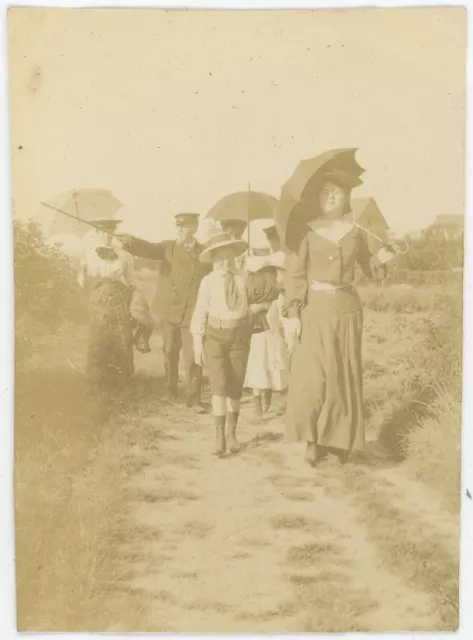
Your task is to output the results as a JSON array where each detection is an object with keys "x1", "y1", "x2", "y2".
[{"x1": 244, "y1": 292, "x2": 289, "y2": 391}]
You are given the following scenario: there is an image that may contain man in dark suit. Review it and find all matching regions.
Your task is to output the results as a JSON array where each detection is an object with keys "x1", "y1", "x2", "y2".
[{"x1": 120, "y1": 213, "x2": 210, "y2": 406}]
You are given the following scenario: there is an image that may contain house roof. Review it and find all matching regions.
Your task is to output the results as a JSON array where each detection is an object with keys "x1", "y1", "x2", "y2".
[
  {"x1": 430, "y1": 214, "x2": 464, "y2": 228},
  {"x1": 351, "y1": 197, "x2": 389, "y2": 230}
]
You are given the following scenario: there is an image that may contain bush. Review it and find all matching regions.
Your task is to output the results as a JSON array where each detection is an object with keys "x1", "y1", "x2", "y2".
[
  {"x1": 14, "y1": 220, "x2": 78, "y2": 322},
  {"x1": 405, "y1": 392, "x2": 461, "y2": 512},
  {"x1": 366, "y1": 282, "x2": 463, "y2": 510},
  {"x1": 13, "y1": 220, "x2": 86, "y2": 364},
  {"x1": 395, "y1": 235, "x2": 463, "y2": 271}
]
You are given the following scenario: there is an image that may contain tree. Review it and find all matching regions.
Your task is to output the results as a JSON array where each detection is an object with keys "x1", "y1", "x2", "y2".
[{"x1": 395, "y1": 233, "x2": 463, "y2": 271}]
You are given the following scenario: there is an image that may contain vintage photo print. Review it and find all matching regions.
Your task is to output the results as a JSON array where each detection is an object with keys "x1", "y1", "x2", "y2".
[{"x1": 5, "y1": 4, "x2": 467, "y2": 633}]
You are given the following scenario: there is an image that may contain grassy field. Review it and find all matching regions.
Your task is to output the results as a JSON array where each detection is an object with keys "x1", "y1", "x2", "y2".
[{"x1": 14, "y1": 277, "x2": 462, "y2": 632}]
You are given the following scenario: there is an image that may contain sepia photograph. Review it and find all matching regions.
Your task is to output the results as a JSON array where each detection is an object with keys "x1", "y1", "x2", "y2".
[{"x1": 5, "y1": 3, "x2": 466, "y2": 633}]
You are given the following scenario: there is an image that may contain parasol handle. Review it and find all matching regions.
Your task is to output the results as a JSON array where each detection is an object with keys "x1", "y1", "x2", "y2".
[{"x1": 352, "y1": 221, "x2": 410, "y2": 256}]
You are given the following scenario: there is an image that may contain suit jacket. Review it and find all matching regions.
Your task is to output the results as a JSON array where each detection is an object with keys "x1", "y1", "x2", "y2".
[
  {"x1": 125, "y1": 237, "x2": 210, "y2": 327},
  {"x1": 284, "y1": 224, "x2": 386, "y2": 317}
]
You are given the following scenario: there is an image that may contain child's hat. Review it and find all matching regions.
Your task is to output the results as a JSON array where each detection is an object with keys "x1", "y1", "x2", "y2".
[{"x1": 198, "y1": 231, "x2": 248, "y2": 264}]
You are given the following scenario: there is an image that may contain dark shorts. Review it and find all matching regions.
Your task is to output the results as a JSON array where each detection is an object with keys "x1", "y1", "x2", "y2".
[{"x1": 205, "y1": 324, "x2": 252, "y2": 399}]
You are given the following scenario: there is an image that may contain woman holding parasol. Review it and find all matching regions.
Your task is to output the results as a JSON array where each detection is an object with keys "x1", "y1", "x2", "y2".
[
  {"x1": 77, "y1": 218, "x2": 135, "y2": 393},
  {"x1": 278, "y1": 149, "x2": 405, "y2": 467}
]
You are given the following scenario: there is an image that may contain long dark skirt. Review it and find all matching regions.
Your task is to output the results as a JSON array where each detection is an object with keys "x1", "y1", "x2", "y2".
[
  {"x1": 86, "y1": 280, "x2": 134, "y2": 392},
  {"x1": 285, "y1": 287, "x2": 365, "y2": 453}
]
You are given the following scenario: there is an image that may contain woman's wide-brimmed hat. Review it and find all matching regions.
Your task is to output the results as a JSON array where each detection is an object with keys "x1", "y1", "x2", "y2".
[
  {"x1": 319, "y1": 168, "x2": 363, "y2": 190},
  {"x1": 275, "y1": 148, "x2": 365, "y2": 252},
  {"x1": 198, "y1": 231, "x2": 248, "y2": 264},
  {"x1": 94, "y1": 218, "x2": 123, "y2": 231}
]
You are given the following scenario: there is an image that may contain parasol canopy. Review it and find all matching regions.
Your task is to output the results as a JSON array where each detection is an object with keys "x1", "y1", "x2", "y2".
[
  {"x1": 206, "y1": 190, "x2": 279, "y2": 224},
  {"x1": 46, "y1": 233, "x2": 84, "y2": 261},
  {"x1": 38, "y1": 188, "x2": 123, "y2": 238},
  {"x1": 275, "y1": 148, "x2": 365, "y2": 251}
]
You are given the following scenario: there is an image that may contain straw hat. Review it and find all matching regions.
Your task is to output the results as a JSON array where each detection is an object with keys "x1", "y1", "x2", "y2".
[{"x1": 198, "y1": 231, "x2": 248, "y2": 264}]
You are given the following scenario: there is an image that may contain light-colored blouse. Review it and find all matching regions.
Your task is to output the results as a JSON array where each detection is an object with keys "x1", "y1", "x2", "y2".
[{"x1": 78, "y1": 246, "x2": 134, "y2": 289}]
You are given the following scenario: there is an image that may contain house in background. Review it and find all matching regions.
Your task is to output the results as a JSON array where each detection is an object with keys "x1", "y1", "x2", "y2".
[
  {"x1": 351, "y1": 197, "x2": 390, "y2": 253},
  {"x1": 426, "y1": 214, "x2": 464, "y2": 241}
]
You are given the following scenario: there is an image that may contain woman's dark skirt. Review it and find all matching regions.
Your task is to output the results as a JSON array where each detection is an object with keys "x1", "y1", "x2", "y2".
[
  {"x1": 285, "y1": 286, "x2": 365, "y2": 453},
  {"x1": 205, "y1": 324, "x2": 252, "y2": 399},
  {"x1": 86, "y1": 280, "x2": 134, "y2": 391}
]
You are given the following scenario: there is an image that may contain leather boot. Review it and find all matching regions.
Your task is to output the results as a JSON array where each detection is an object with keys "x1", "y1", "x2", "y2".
[
  {"x1": 213, "y1": 415, "x2": 226, "y2": 456},
  {"x1": 226, "y1": 412, "x2": 240, "y2": 453},
  {"x1": 262, "y1": 389, "x2": 273, "y2": 413},
  {"x1": 305, "y1": 441, "x2": 318, "y2": 467},
  {"x1": 252, "y1": 395, "x2": 263, "y2": 423}
]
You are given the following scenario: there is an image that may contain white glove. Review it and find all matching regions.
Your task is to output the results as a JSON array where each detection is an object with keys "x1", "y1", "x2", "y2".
[
  {"x1": 284, "y1": 317, "x2": 302, "y2": 352},
  {"x1": 377, "y1": 239, "x2": 406, "y2": 264}
]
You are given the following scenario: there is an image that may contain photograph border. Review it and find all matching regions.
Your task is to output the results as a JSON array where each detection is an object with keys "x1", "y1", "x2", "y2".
[{"x1": 1, "y1": 1, "x2": 471, "y2": 639}]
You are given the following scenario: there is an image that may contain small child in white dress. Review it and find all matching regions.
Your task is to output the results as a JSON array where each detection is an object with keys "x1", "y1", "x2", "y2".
[{"x1": 244, "y1": 249, "x2": 289, "y2": 421}]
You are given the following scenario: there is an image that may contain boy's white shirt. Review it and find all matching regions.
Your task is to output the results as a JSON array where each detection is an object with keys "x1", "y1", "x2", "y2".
[{"x1": 190, "y1": 268, "x2": 249, "y2": 337}]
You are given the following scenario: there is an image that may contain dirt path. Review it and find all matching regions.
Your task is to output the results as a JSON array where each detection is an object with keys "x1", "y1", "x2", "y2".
[{"x1": 105, "y1": 342, "x2": 459, "y2": 633}]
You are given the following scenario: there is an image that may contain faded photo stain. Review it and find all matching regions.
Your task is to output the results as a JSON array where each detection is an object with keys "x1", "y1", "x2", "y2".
[{"x1": 27, "y1": 65, "x2": 42, "y2": 95}]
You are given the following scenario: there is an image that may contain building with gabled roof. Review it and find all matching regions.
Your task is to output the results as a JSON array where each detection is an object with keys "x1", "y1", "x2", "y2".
[
  {"x1": 427, "y1": 214, "x2": 464, "y2": 241},
  {"x1": 351, "y1": 197, "x2": 390, "y2": 253}
]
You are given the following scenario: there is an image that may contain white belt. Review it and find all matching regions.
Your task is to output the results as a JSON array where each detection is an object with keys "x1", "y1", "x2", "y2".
[{"x1": 311, "y1": 281, "x2": 354, "y2": 292}]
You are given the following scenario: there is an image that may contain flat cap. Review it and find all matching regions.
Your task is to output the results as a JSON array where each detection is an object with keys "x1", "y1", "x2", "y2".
[{"x1": 174, "y1": 213, "x2": 200, "y2": 224}]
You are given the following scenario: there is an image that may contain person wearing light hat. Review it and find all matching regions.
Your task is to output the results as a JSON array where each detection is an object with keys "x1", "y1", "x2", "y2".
[
  {"x1": 78, "y1": 217, "x2": 136, "y2": 392},
  {"x1": 190, "y1": 230, "x2": 276, "y2": 456},
  {"x1": 119, "y1": 213, "x2": 211, "y2": 406},
  {"x1": 220, "y1": 219, "x2": 248, "y2": 269}
]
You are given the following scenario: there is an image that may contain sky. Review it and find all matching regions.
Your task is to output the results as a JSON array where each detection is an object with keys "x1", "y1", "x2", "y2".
[{"x1": 7, "y1": 6, "x2": 466, "y2": 241}]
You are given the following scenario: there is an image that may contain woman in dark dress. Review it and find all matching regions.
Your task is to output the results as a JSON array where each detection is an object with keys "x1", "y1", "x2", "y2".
[{"x1": 283, "y1": 169, "x2": 403, "y2": 466}]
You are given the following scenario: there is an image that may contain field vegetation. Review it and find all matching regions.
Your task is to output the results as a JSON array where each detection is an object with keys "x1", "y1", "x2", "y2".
[{"x1": 14, "y1": 221, "x2": 462, "y2": 631}]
